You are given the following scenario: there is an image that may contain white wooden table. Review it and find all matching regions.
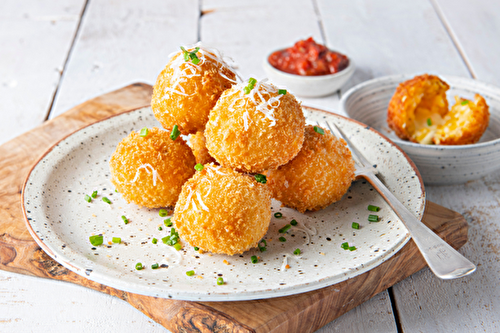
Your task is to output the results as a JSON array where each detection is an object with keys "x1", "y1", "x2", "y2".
[{"x1": 1, "y1": 1, "x2": 499, "y2": 332}]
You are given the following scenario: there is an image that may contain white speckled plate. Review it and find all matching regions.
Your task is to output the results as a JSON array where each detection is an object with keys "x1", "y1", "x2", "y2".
[{"x1": 22, "y1": 106, "x2": 425, "y2": 301}]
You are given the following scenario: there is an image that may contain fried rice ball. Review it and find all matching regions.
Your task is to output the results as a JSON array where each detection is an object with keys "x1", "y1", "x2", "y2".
[
  {"x1": 189, "y1": 131, "x2": 217, "y2": 165},
  {"x1": 151, "y1": 46, "x2": 237, "y2": 135},
  {"x1": 109, "y1": 127, "x2": 196, "y2": 208},
  {"x1": 173, "y1": 164, "x2": 271, "y2": 255},
  {"x1": 267, "y1": 125, "x2": 355, "y2": 213},
  {"x1": 387, "y1": 74, "x2": 449, "y2": 143},
  {"x1": 205, "y1": 80, "x2": 305, "y2": 173},
  {"x1": 434, "y1": 94, "x2": 489, "y2": 145}
]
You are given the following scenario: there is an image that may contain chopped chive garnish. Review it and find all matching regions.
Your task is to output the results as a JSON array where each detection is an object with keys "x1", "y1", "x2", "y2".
[
  {"x1": 180, "y1": 46, "x2": 200, "y2": 64},
  {"x1": 158, "y1": 226, "x2": 163, "y2": 231},
  {"x1": 368, "y1": 214, "x2": 379, "y2": 222},
  {"x1": 352, "y1": 222, "x2": 360, "y2": 229},
  {"x1": 112, "y1": 237, "x2": 121, "y2": 244},
  {"x1": 135, "y1": 263, "x2": 143, "y2": 270},
  {"x1": 152, "y1": 263, "x2": 159, "y2": 269},
  {"x1": 159, "y1": 209, "x2": 168, "y2": 217},
  {"x1": 162, "y1": 236, "x2": 169, "y2": 244},
  {"x1": 290, "y1": 219, "x2": 298, "y2": 226},
  {"x1": 244, "y1": 86, "x2": 251, "y2": 94},
  {"x1": 461, "y1": 100, "x2": 469, "y2": 105},
  {"x1": 121, "y1": 215, "x2": 129, "y2": 224},
  {"x1": 367, "y1": 205, "x2": 380, "y2": 212},
  {"x1": 194, "y1": 246, "x2": 199, "y2": 251},
  {"x1": 279, "y1": 236, "x2": 286, "y2": 242},
  {"x1": 254, "y1": 174, "x2": 267, "y2": 184},
  {"x1": 341, "y1": 242, "x2": 349, "y2": 249},
  {"x1": 139, "y1": 127, "x2": 149, "y2": 137},
  {"x1": 84, "y1": 195, "x2": 91, "y2": 203},
  {"x1": 217, "y1": 277, "x2": 224, "y2": 285},
  {"x1": 294, "y1": 248, "x2": 301, "y2": 255},
  {"x1": 164, "y1": 218, "x2": 173, "y2": 227},
  {"x1": 251, "y1": 255, "x2": 258, "y2": 264},
  {"x1": 249, "y1": 78, "x2": 257, "y2": 85},
  {"x1": 195, "y1": 163, "x2": 204, "y2": 171},
  {"x1": 259, "y1": 246, "x2": 267, "y2": 252},
  {"x1": 170, "y1": 125, "x2": 181, "y2": 140},
  {"x1": 258, "y1": 239, "x2": 267, "y2": 252},
  {"x1": 186, "y1": 270, "x2": 195, "y2": 276},
  {"x1": 278, "y1": 89, "x2": 287, "y2": 95},
  {"x1": 102, "y1": 197, "x2": 111, "y2": 204},
  {"x1": 349, "y1": 246, "x2": 357, "y2": 251},
  {"x1": 152, "y1": 238, "x2": 158, "y2": 244},
  {"x1": 91, "y1": 190, "x2": 98, "y2": 199},
  {"x1": 115, "y1": 189, "x2": 118, "y2": 193},
  {"x1": 173, "y1": 243, "x2": 182, "y2": 251},
  {"x1": 427, "y1": 118, "x2": 432, "y2": 126},
  {"x1": 274, "y1": 212, "x2": 283, "y2": 218},
  {"x1": 314, "y1": 126, "x2": 325, "y2": 135},
  {"x1": 279, "y1": 224, "x2": 291, "y2": 233},
  {"x1": 89, "y1": 235, "x2": 103, "y2": 246}
]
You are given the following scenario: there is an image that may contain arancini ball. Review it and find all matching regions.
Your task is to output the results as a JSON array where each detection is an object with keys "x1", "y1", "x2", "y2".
[
  {"x1": 173, "y1": 164, "x2": 271, "y2": 255},
  {"x1": 151, "y1": 45, "x2": 237, "y2": 135},
  {"x1": 267, "y1": 125, "x2": 355, "y2": 213},
  {"x1": 109, "y1": 127, "x2": 196, "y2": 208},
  {"x1": 205, "y1": 79, "x2": 305, "y2": 173},
  {"x1": 189, "y1": 131, "x2": 217, "y2": 165}
]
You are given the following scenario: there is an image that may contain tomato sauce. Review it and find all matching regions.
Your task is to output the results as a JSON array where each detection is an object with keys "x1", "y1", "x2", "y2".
[{"x1": 268, "y1": 37, "x2": 349, "y2": 76}]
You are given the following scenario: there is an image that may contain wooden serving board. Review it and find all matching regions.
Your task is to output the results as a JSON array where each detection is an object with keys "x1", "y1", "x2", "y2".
[{"x1": 0, "y1": 83, "x2": 468, "y2": 333}]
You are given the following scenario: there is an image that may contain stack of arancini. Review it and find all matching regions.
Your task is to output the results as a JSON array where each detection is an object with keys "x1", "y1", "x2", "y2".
[{"x1": 109, "y1": 44, "x2": 356, "y2": 255}]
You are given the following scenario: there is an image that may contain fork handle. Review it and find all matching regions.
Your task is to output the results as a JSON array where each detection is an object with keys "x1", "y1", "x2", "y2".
[{"x1": 363, "y1": 172, "x2": 476, "y2": 279}]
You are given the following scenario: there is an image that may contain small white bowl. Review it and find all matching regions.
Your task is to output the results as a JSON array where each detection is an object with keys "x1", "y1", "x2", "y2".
[
  {"x1": 340, "y1": 74, "x2": 500, "y2": 185},
  {"x1": 262, "y1": 52, "x2": 355, "y2": 97}
]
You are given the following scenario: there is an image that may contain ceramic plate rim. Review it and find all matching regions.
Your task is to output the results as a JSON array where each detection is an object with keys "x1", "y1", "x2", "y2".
[
  {"x1": 22, "y1": 105, "x2": 426, "y2": 301},
  {"x1": 339, "y1": 73, "x2": 500, "y2": 150}
]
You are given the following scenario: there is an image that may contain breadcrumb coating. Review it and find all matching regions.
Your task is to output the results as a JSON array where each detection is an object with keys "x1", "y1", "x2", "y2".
[
  {"x1": 189, "y1": 131, "x2": 217, "y2": 165},
  {"x1": 109, "y1": 127, "x2": 196, "y2": 208},
  {"x1": 434, "y1": 94, "x2": 489, "y2": 145},
  {"x1": 387, "y1": 74, "x2": 449, "y2": 143},
  {"x1": 151, "y1": 48, "x2": 236, "y2": 134},
  {"x1": 267, "y1": 125, "x2": 355, "y2": 213},
  {"x1": 205, "y1": 81, "x2": 305, "y2": 173},
  {"x1": 173, "y1": 164, "x2": 271, "y2": 255}
]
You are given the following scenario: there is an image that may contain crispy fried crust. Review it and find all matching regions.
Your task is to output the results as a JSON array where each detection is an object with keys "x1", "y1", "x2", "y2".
[
  {"x1": 205, "y1": 84, "x2": 305, "y2": 173},
  {"x1": 267, "y1": 125, "x2": 355, "y2": 213},
  {"x1": 151, "y1": 51, "x2": 236, "y2": 135},
  {"x1": 174, "y1": 164, "x2": 271, "y2": 255},
  {"x1": 189, "y1": 131, "x2": 217, "y2": 165},
  {"x1": 434, "y1": 94, "x2": 489, "y2": 145},
  {"x1": 109, "y1": 127, "x2": 196, "y2": 208},
  {"x1": 387, "y1": 74, "x2": 449, "y2": 141}
]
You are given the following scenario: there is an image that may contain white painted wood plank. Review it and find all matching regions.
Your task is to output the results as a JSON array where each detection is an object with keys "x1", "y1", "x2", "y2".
[
  {"x1": 202, "y1": 1, "x2": 397, "y2": 332},
  {"x1": 0, "y1": 0, "x2": 85, "y2": 145},
  {"x1": 0, "y1": 270, "x2": 168, "y2": 332},
  {"x1": 434, "y1": 0, "x2": 500, "y2": 85},
  {"x1": 317, "y1": 291, "x2": 397, "y2": 333},
  {"x1": 50, "y1": 0, "x2": 199, "y2": 118},
  {"x1": 201, "y1": 0, "x2": 341, "y2": 111},
  {"x1": 316, "y1": 0, "x2": 470, "y2": 94}
]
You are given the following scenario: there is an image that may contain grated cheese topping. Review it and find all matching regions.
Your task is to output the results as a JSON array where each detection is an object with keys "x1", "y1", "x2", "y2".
[{"x1": 130, "y1": 164, "x2": 163, "y2": 186}]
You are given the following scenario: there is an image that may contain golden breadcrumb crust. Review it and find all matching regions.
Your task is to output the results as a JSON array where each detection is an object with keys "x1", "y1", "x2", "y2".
[
  {"x1": 387, "y1": 74, "x2": 449, "y2": 142},
  {"x1": 109, "y1": 127, "x2": 196, "y2": 208},
  {"x1": 434, "y1": 94, "x2": 489, "y2": 145},
  {"x1": 267, "y1": 125, "x2": 355, "y2": 213},
  {"x1": 173, "y1": 164, "x2": 271, "y2": 255},
  {"x1": 151, "y1": 51, "x2": 236, "y2": 135},
  {"x1": 189, "y1": 131, "x2": 217, "y2": 165},
  {"x1": 205, "y1": 85, "x2": 305, "y2": 173}
]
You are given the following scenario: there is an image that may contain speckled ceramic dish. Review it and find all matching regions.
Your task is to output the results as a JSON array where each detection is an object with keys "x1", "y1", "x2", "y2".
[
  {"x1": 340, "y1": 74, "x2": 500, "y2": 185},
  {"x1": 23, "y1": 106, "x2": 425, "y2": 301}
]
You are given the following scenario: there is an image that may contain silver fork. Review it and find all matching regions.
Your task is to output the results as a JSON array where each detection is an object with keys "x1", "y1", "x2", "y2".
[{"x1": 322, "y1": 121, "x2": 476, "y2": 279}]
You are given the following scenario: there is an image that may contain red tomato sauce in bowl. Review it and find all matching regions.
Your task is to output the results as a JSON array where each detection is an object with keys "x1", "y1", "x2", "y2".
[{"x1": 268, "y1": 37, "x2": 349, "y2": 76}]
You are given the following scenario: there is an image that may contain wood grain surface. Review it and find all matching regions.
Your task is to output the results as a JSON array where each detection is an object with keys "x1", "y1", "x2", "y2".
[{"x1": 0, "y1": 83, "x2": 468, "y2": 333}]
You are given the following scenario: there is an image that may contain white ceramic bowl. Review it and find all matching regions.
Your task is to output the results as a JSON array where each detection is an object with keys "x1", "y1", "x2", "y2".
[
  {"x1": 262, "y1": 52, "x2": 355, "y2": 97},
  {"x1": 340, "y1": 74, "x2": 500, "y2": 185}
]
